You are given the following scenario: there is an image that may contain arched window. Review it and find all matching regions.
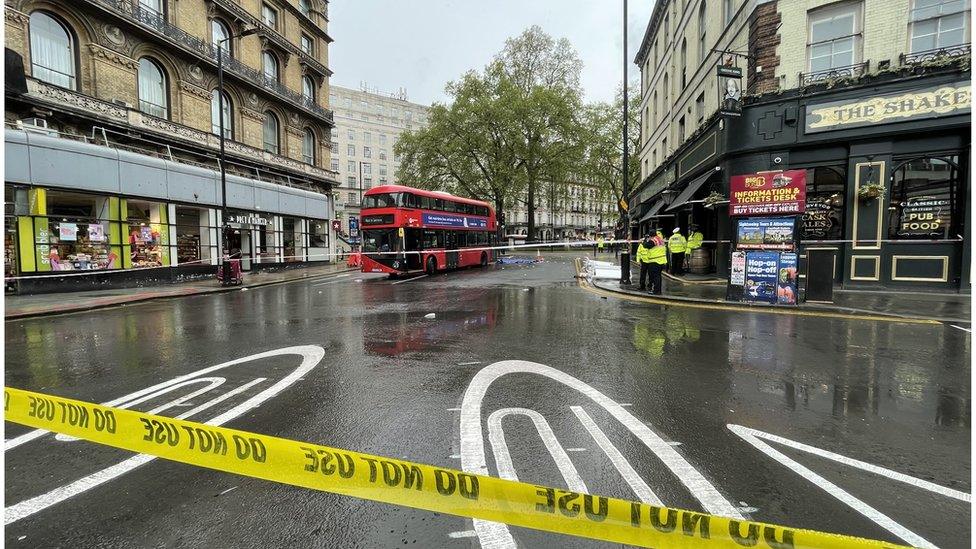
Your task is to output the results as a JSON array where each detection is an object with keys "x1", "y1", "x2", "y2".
[
  {"x1": 888, "y1": 156, "x2": 963, "y2": 239},
  {"x1": 663, "y1": 73, "x2": 669, "y2": 108},
  {"x1": 302, "y1": 128, "x2": 315, "y2": 165},
  {"x1": 137, "y1": 57, "x2": 168, "y2": 118},
  {"x1": 699, "y1": 2, "x2": 707, "y2": 64},
  {"x1": 140, "y1": 0, "x2": 165, "y2": 16},
  {"x1": 302, "y1": 75, "x2": 315, "y2": 101},
  {"x1": 262, "y1": 51, "x2": 279, "y2": 82},
  {"x1": 29, "y1": 11, "x2": 76, "y2": 89},
  {"x1": 210, "y1": 90, "x2": 232, "y2": 138},
  {"x1": 211, "y1": 19, "x2": 231, "y2": 55},
  {"x1": 263, "y1": 111, "x2": 280, "y2": 154}
]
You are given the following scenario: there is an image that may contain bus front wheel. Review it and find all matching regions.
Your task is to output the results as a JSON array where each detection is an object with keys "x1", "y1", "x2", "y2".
[{"x1": 426, "y1": 256, "x2": 437, "y2": 275}]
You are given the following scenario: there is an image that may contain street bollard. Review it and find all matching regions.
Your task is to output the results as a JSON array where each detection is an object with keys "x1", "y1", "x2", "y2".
[{"x1": 620, "y1": 249, "x2": 631, "y2": 285}]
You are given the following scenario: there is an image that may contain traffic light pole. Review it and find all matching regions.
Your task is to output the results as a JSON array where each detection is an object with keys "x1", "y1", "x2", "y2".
[{"x1": 620, "y1": 0, "x2": 632, "y2": 285}]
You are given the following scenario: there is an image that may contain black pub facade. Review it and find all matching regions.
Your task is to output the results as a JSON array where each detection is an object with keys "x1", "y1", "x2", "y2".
[{"x1": 629, "y1": 59, "x2": 971, "y2": 291}]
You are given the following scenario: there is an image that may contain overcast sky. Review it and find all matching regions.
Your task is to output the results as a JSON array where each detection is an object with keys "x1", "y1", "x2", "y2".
[{"x1": 328, "y1": 0, "x2": 657, "y2": 106}]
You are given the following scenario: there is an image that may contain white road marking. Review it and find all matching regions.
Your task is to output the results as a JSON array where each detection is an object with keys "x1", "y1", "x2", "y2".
[
  {"x1": 728, "y1": 424, "x2": 968, "y2": 549},
  {"x1": 950, "y1": 324, "x2": 971, "y2": 333},
  {"x1": 391, "y1": 274, "x2": 428, "y2": 285},
  {"x1": 457, "y1": 362, "x2": 483, "y2": 366},
  {"x1": 487, "y1": 408, "x2": 586, "y2": 493},
  {"x1": 446, "y1": 407, "x2": 461, "y2": 412},
  {"x1": 619, "y1": 403, "x2": 633, "y2": 407},
  {"x1": 218, "y1": 486, "x2": 238, "y2": 496},
  {"x1": 449, "y1": 454, "x2": 461, "y2": 459},
  {"x1": 460, "y1": 360, "x2": 741, "y2": 549},
  {"x1": 566, "y1": 448, "x2": 587, "y2": 452},
  {"x1": 448, "y1": 530, "x2": 478, "y2": 539},
  {"x1": 6, "y1": 345, "x2": 324, "y2": 525},
  {"x1": 571, "y1": 406, "x2": 662, "y2": 505},
  {"x1": 7, "y1": 346, "x2": 318, "y2": 452},
  {"x1": 54, "y1": 377, "x2": 227, "y2": 442}
]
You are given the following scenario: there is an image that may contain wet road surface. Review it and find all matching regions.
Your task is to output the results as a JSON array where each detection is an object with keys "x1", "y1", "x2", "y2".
[{"x1": 4, "y1": 255, "x2": 971, "y2": 548}]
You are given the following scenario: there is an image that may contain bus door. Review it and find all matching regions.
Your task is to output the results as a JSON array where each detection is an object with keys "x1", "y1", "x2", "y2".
[
  {"x1": 405, "y1": 228, "x2": 423, "y2": 271},
  {"x1": 445, "y1": 231, "x2": 459, "y2": 269}
]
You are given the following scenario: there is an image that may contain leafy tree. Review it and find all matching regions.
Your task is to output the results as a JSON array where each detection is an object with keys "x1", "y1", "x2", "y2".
[
  {"x1": 396, "y1": 67, "x2": 523, "y2": 235},
  {"x1": 496, "y1": 26, "x2": 584, "y2": 241}
]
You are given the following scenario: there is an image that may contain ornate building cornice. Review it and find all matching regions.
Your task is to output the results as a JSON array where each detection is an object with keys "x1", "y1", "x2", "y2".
[
  {"x1": 4, "y1": 7, "x2": 29, "y2": 26},
  {"x1": 179, "y1": 81, "x2": 213, "y2": 101},
  {"x1": 87, "y1": 43, "x2": 138, "y2": 71}
]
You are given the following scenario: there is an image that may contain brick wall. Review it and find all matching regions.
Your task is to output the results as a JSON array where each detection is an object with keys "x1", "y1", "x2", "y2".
[{"x1": 748, "y1": 1, "x2": 781, "y2": 95}]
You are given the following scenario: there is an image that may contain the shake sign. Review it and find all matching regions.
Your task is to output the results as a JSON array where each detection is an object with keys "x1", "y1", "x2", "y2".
[{"x1": 806, "y1": 82, "x2": 971, "y2": 133}]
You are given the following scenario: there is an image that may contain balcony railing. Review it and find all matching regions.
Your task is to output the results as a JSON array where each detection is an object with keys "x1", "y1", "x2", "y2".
[
  {"x1": 798, "y1": 61, "x2": 869, "y2": 86},
  {"x1": 901, "y1": 43, "x2": 971, "y2": 65},
  {"x1": 86, "y1": 0, "x2": 334, "y2": 125},
  {"x1": 21, "y1": 78, "x2": 338, "y2": 185}
]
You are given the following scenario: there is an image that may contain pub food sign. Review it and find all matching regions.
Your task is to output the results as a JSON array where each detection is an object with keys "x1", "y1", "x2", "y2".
[{"x1": 729, "y1": 170, "x2": 807, "y2": 216}]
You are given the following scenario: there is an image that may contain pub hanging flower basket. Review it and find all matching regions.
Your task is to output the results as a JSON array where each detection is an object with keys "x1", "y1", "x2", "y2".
[
  {"x1": 703, "y1": 191, "x2": 728, "y2": 209},
  {"x1": 857, "y1": 183, "x2": 885, "y2": 202}
]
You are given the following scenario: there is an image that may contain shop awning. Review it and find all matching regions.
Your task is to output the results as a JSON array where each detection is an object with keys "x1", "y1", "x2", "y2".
[
  {"x1": 665, "y1": 169, "x2": 717, "y2": 212},
  {"x1": 638, "y1": 199, "x2": 665, "y2": 223}
]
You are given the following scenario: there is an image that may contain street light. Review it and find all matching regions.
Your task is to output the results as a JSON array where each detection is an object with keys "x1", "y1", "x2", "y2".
[
  {"x1": 620, "y1": 0, "x2": 632, "y2": 285},
  {"x1": 216, "y1": 26, "x2": 259, "y2": 285}
]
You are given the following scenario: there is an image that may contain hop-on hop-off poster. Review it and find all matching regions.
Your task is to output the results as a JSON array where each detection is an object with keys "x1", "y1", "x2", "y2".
[
  {"x1": 744, "y1": 251, "x2": 779, "y2": 304},
  {"x1": 777, "y1": 253, "x2": 799, "y2": 305},
  {"x1": 730, "y1": 170, "x2": 807, "y2": 216},
  {"x1": 736, "y1": 218, "x2": 797, "y2": 250}
]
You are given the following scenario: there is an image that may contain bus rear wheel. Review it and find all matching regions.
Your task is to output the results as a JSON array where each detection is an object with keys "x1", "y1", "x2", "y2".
[{"x1": 425, "y1": 256, "x2": 437, "y2": 275}]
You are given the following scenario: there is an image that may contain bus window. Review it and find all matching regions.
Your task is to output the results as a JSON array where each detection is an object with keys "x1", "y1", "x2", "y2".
[
  {"x1": 364, "y1": 193, "x2": 399, "y2": 208},
  {"x1": 362, "y1": 229, "x2": 399, "y2": 253},
  {"x1": 421, "y1": 196, "x2": 433, "y2": 210},
  {"x1": 423, "y1": 230, "x2": 443, "y2": 249},
  {"x1": 402, "y1": 193, "x2": 420, "y2": 208},
  {"x1": 443, "y1": 201, "x2": 456, "y2": 213},
  {"x1": 434, "y1": 198, "x2": 444, "y2": 210}
]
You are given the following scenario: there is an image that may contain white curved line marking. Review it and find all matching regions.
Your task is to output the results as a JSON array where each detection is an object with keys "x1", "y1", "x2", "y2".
[
  {"x1": 54, "y1": 377, "x2": 227, "y2": 442},
  {"x1": 6, "y1": 345, "x2": 324, "y2": 524},
  {"x1": 460, "y1": 360, "x2": 740, "y2": 549},
  {"x1": 728, "y1": 424, "x2": 948, "y2": 549},
  {"x1": 487, "y1": 408, "x2": 586, "y2": 493},
  {"x1": 570, "y1": 406, "x2": 662, "y2": 505}
]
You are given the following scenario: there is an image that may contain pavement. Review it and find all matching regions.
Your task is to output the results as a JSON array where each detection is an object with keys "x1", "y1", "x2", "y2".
[
  {"x1": 3, "y1": 263, "x2": 358, "y2": 320},
  {"x1": 579, "y1": 256, "x2": 971, "y2": 324},
  {"x1": 4, "y1": 255, "x2": 971, "y2": 548}
]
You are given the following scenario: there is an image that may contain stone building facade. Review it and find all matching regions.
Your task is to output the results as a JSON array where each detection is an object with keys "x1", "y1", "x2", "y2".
[
  {"x1": 327, "y1": 84, "x2": 429, "y2": 249},
  {"x1": 4, "y1": 0, "x2": 338, "y2": 292},
  {"x1": 630, "y1": 0, "x2": 971, "y2": 290}
]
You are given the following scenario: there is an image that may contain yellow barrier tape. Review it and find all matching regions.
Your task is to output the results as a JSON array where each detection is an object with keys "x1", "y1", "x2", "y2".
[{"x1": 4, "y1": 387, "x2": 910, "y2": 549}]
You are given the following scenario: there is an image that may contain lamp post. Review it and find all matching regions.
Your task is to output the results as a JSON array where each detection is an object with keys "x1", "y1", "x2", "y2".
[
  {"x1": 620, "y1": 0, "x2": 632, "y2": 284},
  {"x1": 216, "y1": 27, "x2": 259, "y2": 285}
]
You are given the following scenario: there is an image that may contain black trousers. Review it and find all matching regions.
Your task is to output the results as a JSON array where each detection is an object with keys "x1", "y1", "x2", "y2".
[
  {"x1": 648, "y1": 262, "x2": 664, "y2": 294},
  {"x1": 670, "y1": 252, "x2": 685, "y2": 275},
  {"x1": 639, "y1": 262, "x2": 650, "y2": 290}
]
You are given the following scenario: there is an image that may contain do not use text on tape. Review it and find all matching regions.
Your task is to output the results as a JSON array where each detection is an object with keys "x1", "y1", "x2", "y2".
[{"x1": 4, "y1": 387, "x2": 910, "y2": 549}]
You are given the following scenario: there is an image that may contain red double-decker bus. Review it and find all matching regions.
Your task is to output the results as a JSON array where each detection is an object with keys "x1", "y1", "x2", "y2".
[{"x1": 359, "y1": 185, "x2": 496, "y2": 276}]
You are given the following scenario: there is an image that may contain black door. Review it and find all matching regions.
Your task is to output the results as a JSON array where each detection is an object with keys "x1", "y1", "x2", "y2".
[{"x1": 446, "y1": 231, "x2": 459, "y2": 269}]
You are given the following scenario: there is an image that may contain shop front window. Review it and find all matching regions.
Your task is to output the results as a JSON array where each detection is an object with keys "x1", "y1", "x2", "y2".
[
  {"x1": 175, "y1": 206, "x2": 216, "y2": 265},
  {"x1": 44, "y1": 191, "x2": 121, "y2": 271},
  {"x1": 800, "y1": 166, "x2": 847, "y2": 240},
  {"x1": 308, "y1": 219, "x2": 329, "y2": 250},
  {"x1": 127, "y1": 200, "x2": 169, "y2": 268},
  {"x1": 888, "y1": 156, "x2": 963, "y2": 239},
  {"x1": 282, "y1": 217, "x2": 298, "y2": 262}
]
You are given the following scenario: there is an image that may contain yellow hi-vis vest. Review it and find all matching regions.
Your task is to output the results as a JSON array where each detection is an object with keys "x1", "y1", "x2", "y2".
[
  {"x1": 687, "y1": 231, "x2": 703, "y2": 250},
  {"x1": 636, "y1": 243, "x2": 653, "y2": 263},
  {"x1": 649, "y1": 244, "x2": 667, "y2": 264},
  {"x1": 668, "y1": 233, "x2": 687, "y2": 253}
]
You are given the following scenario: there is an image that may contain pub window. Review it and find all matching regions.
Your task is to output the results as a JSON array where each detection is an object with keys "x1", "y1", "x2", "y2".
[
  {"x1": 800, "y1": 166, "x2": 847, "y2": 241},
  {"x1": 909, "y1": 0, "x2": 969, "y2": 53},
  {"x1": 807, "y1": 1, "x2": 862, "y2": 73},
  {"x1": 888, "y1": 155, "x2": 963, "y2": 239}
]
